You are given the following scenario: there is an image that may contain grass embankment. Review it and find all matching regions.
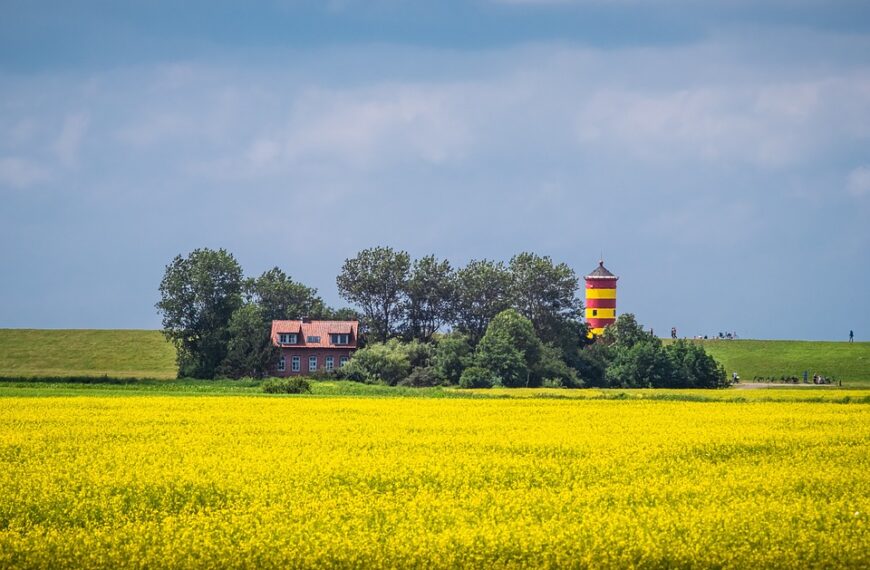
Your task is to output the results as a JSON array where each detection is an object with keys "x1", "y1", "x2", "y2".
[
  {"x1": 0, "y1": 329, "x2": 176, "y2": 379},
  {"x1": 683, "y1": 339, "x2": 870, "y2": 387}
]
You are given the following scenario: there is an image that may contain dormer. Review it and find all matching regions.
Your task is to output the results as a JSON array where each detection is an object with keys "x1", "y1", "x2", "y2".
[{"x1": 278, "y1": 333, "x2": 298, "y2": 345}]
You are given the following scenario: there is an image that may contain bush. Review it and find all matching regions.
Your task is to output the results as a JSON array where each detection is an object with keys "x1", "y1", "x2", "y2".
[
  {"x1": 399, "y1": 366, "x2": 442, "y2": 387},
  {"x1": 459, "y1": 366, "x2": 496, "y2": 389},
  {"x1": 533, "y1": 343, "x2": 583, "y2": 388},
  {"x1": 336, "y1": 339, "x2": 412, "y2": 385},
  {"x1": 262, "y1": 377, "x2": 311, "y2": 394},
  {"x1": 433, "y1": 332, "x2": 473, "y2": 385}
]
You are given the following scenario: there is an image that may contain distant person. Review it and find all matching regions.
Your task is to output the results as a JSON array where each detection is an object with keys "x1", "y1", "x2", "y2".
[
  {"x1": 850, "y1": 330, "x2": 854, "y2": 343},
  {"x1": 732, "y1": 372, "x2": 739, "y2": 383},
  {"x1": 803, "y1": 370, "x2": 808, "y2": 384}
]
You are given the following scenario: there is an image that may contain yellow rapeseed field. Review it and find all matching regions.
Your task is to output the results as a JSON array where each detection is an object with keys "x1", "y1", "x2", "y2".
[{"x1": 1, "y1": 395, "x2": 868, "y2": 568}]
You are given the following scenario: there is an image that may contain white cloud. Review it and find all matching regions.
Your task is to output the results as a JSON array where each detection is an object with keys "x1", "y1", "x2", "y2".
[
  {"x1": 0, "y1": 156, "x2": 51, "y2": 188},
  {"x1": 52, "y1": 112, "x2": 90, "y2": 167},
  {"x1": 847, "y1": 166, "x2": 870, "y2": 197}
]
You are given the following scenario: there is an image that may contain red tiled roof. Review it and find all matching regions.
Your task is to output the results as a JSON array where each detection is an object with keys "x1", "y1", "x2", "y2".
[{"x1": 271, "y1": 320, "x2": 359, "y2": 349}]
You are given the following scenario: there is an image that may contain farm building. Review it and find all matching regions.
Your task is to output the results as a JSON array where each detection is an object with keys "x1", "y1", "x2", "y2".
[{"x1": 271, "y1": 318, "x2": 359, "y2": 376}]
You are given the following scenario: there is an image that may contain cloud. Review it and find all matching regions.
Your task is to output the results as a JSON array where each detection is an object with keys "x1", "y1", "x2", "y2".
[
  {"x1": 847, "y1": 166, "x2": 870, "y2": 197},
  {"x1": 52, "y1": 112, "x2": 90, "y2": 167},
  {"x1": 0, "y1": 156, "x2": 51, "y2": 188}
]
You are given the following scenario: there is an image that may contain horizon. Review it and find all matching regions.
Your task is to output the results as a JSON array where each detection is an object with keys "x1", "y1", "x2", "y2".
[{"x1": 1, "y1": 1, "x2": 868, "y2": 341}]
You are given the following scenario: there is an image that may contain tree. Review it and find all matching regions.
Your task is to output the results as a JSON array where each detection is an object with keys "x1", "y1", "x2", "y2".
[
  {"x1": 452, "y1": 259, "x2": 511, "y2": 345},
  {"x1": 666, "y1": 340, "x2": 729, "y2": 388},
  {"x1": 601, "y1": 313, "x2": 654, "y2": 350},
  {"x1": 432, "y1": 332, "x2": 473, "y2": 385},
  {"x1": 403, "y1": 255, "x2": 454, "y2": 342},
  {"x1": 218, "y1": 304, "x2": 278, "y2": 379},
  {"x1": 337, "y1": 247, "x2": 410, "y2": 342},
  {"x1": 338, "y1": 339, "x2": 412, "y2": 385},
  {"x1": 475, "y1": 309, "x2": 542, "y2": 387},
  {"x1": 246, "y1": 267, "x2": 327, "y2": 322},
  {"x1": 508, "y1": 252, "x2": 584, "y2": 345},
  {"x1": 605, "y1": 339, "x2": 674, "y2": 388},
  {"x1": 157, "y1": 248, "x2": 243, "y2": 378}
]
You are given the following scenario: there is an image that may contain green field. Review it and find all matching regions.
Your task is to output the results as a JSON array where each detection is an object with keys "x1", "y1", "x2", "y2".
[
  {"x1": 0, "y1": 329, "x2": 176, "y2": 379},
  {"x1": 1, "y1": 329, "x2": 868, "y2": 387},
  {"x1": 683, "y1": 339, "x2": 870, "y2": 386}
]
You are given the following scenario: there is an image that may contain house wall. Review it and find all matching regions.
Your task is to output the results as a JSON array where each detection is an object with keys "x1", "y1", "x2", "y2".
[{"x1": 274, "y1": 347, "x2": 355, "y2": 377}]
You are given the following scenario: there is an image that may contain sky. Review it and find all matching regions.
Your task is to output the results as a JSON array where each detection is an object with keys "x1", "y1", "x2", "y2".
[{"x1": 1, "y1": 0, "x2": 869, "y2": 340}]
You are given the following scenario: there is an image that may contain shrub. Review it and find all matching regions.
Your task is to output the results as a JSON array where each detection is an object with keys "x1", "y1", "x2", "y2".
[
  {"x1": 533, "y1": 343, "x2": 583, "y2": 388},
  {"x1": 433, "y1": 332, "x2": 473, "y2": 385},
  {"x1": 459, "y1": 366, "x2": 496, "y2": 389},
  {"x1": 399, "y1": 366, "x2": 442, "y2": 387},
  {"x1": 475, "y1": 331, "x2": 528, "y2": 387},
  {"x1": 336, "y1": 339, "x2": 411, "y2": 385},
  {"x1": 262, "y1": 377, "x2": 311, "y2": 394}
]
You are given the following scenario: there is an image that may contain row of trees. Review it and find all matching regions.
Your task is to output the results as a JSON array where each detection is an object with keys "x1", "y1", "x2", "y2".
[
  {"x1": 336, "y1": 246, "x2": 589, "y2": 357},
  {"x1": 156, "y1": 249, "x2": 358, "y2": 379},
  {"x1": 339, "y1": 311, "x2": 728, "y2": 389}
]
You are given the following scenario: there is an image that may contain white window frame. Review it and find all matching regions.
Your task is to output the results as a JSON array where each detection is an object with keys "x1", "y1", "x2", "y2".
[
  {"x1": 306, "y1": 336, "x2": 321, "y2": 343},
  {"x1": 291, "y1": 356, "x2": 301, "y2": 372},
  {"x1": 309, "y1": 356, "x2": 317, "y2": 372},
  {"x1": 325, "y1": 356, "x2": 334, "y2": 371},
  {"x1": 340, "y1": 356, "x2": 349, "y2": 367},
  {"x1": 332, "y1": 333, "x2": 350, "y2": 345},
  {"x1": 279, "y1": 333, "x2": 298, "y2": 345},
  {"x1": 277, "y1": 355, "x2": 286, "y2": 371}
]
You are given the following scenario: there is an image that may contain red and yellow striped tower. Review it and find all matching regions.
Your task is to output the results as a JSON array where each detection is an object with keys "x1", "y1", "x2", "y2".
[{"x1": 585, "y1": 260, "x2": 618, "y2": 336}]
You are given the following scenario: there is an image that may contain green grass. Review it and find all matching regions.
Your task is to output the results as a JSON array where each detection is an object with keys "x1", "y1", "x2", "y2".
[
  {"x1": 1, "y1": 378, "x2": 868, "y2": 404},
  {"x1": 678, "y1": 339, "x2": 870, "y2": 387},
  {"x1": 0, "y1": 329, "x2": 177, "y2": 379}
]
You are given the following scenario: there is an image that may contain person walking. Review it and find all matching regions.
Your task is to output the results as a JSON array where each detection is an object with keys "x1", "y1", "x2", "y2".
[{"x1": 850, "y1": 330, "x2": 854, "y2": 343}]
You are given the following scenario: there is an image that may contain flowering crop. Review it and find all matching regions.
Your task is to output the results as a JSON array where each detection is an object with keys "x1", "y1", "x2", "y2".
[{"x1": 0, "y1": 395, "x2": 868, "y2": 568}]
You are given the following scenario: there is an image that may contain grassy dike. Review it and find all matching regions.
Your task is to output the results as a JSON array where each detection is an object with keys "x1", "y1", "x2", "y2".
[
  {"x1": 681, "y1": 339, "x2": 870, "y2": 386},
  {"x1": 0, "y1": 329, "x2": 176, "y2": 379}
]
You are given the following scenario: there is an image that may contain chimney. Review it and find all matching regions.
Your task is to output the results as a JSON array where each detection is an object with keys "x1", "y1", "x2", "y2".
[{"x1": 301, "y1": 316, "x2": 311, "y2": 323}]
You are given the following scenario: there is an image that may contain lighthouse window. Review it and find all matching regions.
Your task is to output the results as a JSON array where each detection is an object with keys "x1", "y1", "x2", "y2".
[{"x1": 592, "y1": 309, "x2": 598, "y2": 316}]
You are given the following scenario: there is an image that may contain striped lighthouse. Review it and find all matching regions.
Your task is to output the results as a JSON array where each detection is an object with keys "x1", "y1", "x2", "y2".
[{"x1": 585, "y1": 260, "x2": 618, "y2": 336}]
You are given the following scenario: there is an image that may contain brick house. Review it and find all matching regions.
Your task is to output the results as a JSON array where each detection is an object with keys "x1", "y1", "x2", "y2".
[{"x1": 271, "y1": 318, "x2": 359, "y2": 376}]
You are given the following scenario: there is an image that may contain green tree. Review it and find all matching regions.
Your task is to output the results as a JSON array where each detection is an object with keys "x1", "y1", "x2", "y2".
[
  {"x1": 338, "y1": 339, "x2": 412, "y2": 385},
  {"x1": 452, "y1": 259, "x2": 511, "y2": 345},
  {"x1": 403, "y1": 255, "x2": 454, "y2": 342},
  {"x1": 246, "y1": 267, "x2": 327, "y2": 322},
  {"x1": 534, "y1": 343, "x2": 582, "y2": 388},
  {"x1": 601, "y1": 313, "x2": 654, "y2": 350},
  {"x1": 337, "y1": 247, "x2": 410, "y2": 342},
  {"x1": 605, "y1": 339, "x2": 674, "y2": 388},
  {"x1": 508, "y1": 252, "x2": 584, "y2": 345},
  {"x1": 475, "y1": 309, "x2": 542, "y2": 387},
  {"x1": 156, "y1": 248, "x2": 243, "y2": 379},
  {"x1": 217, "y1": 304, "x2": 278, "y2": 379},
  {"x1": 432, "y1": 332, "x2": 473, "y2": 385},
  {"x1": 666, "y1": 340, "x2": 729, "y2": 388}
]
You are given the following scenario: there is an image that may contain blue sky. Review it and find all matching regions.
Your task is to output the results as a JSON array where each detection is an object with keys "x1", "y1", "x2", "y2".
[{"x1": 1, "y1": 0, "x2": 868, "y2": 340}]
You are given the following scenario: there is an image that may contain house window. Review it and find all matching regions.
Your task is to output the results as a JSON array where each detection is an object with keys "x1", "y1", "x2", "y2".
[
  {"x1": 331, "y1": 333, "x2": 350, "y2": 345},
  {"x1": 340, "y1": 356, "x2": 349, "y2": 367},
  {"x1": 325, "y1": 356, "x2": 334, "y2": 371},
  {"x1": 291, "y1": 356, "x2": 300, "y2": 372},
  {"x1": 279, "y1": 333, "x2": 297, "y2": 345},
  {"x1": 309, "y1": 356, "x2": 317, "y2": 372},
  {"x1": 277, "y1": 356, "x2": 286, "y2": 371},
  {"x1": 306, "y1": 336, "x2": 321, "y2": 343}
]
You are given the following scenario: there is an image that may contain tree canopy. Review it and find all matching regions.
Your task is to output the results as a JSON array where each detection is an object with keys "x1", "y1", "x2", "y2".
[{"x1": 156, "y1": 248, "x2": 244, "y2": 379}]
